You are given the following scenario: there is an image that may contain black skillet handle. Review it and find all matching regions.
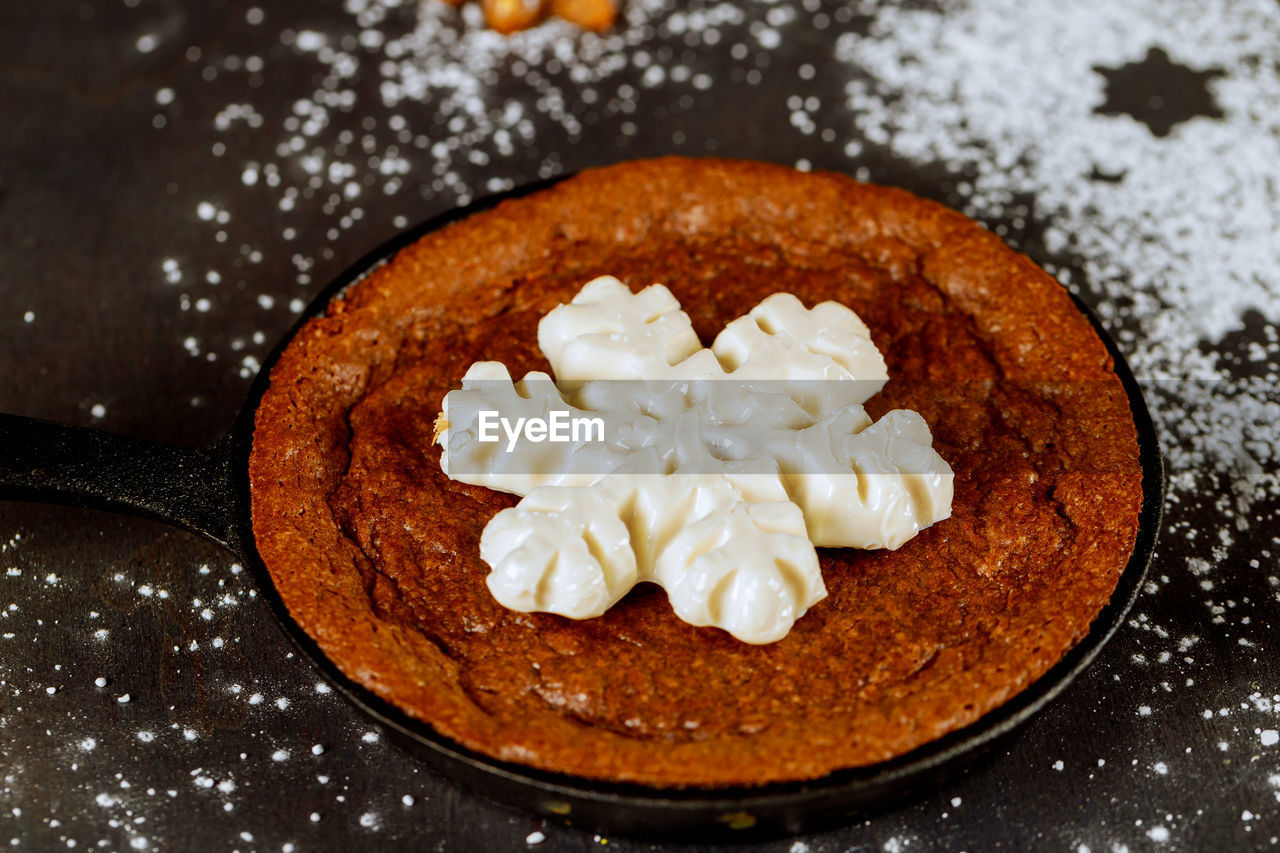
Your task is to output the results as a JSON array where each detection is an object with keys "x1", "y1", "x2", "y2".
[{"x1": 0, "y1": 414, "x2": 245, "y2": 558}]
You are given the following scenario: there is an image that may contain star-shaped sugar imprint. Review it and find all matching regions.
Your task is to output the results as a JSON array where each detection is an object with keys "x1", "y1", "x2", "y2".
[{"x1": 437, "y1": 276, "x2": 953, "y2": 643}]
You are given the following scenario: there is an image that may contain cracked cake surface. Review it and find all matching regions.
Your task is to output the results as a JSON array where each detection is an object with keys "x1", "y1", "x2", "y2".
[{"x1": 248, "y1": 157, "x2": 1143, "y2": 787}]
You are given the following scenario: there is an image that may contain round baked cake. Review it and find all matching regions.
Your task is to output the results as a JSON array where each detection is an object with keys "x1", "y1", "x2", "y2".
[{"x1": 249, "y1": 157, "x2": 1144, "y2": 787}]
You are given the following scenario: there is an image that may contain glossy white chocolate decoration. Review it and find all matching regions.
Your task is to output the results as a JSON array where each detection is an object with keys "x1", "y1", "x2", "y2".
[
  {"x1": 481, "y1": 472, "x2": 824, "y2": 643},
  {"x1": 438, "y1": 275, "x2": 953, "y2": 643}
]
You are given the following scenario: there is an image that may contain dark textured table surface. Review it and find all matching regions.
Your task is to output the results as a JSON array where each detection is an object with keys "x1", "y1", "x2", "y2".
[{"x1": 3, "y1": 1, "x2": 1279, "y2": 850}]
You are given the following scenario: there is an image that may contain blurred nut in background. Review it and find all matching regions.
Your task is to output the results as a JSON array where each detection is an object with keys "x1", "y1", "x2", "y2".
[{"x1": 473, "y1": 0, "x2": 617, "y2": 33}]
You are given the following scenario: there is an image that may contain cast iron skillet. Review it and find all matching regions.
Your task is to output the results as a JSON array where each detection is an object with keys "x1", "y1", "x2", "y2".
[{"x1": 0, "y1": 176, "x2": 1164, "y2": 840}]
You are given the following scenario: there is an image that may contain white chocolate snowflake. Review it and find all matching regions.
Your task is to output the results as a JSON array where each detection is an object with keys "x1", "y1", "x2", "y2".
[{"x1": 438, "y1": 276, "x2": 953, "y2": 643}]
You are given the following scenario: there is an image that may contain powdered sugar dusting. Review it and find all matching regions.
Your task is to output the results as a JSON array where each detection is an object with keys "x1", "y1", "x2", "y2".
[{"x1": 838, "y1": 0, "x2": 1280, "y2": 373}]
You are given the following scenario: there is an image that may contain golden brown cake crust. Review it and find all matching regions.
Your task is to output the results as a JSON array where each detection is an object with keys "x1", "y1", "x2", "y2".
[{"x1": 249, "y1": 157, "x2": 1143, "y2": 787}]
